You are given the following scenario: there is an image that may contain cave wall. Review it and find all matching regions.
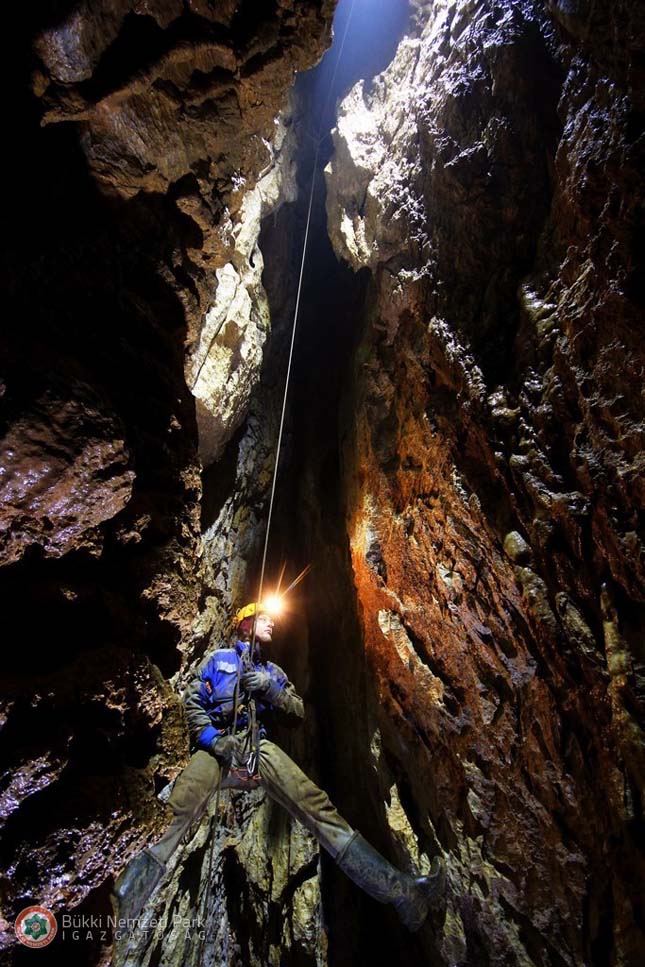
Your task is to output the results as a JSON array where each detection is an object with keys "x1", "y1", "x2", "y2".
[
  {"x1": 126, "y1": 173, "x2": 332, "y2": 967},
  {"x1": 2, "y1": 0, "x2": 644, "y2": 964},
  {"x1": 324, "y1": 0, "x2": 644, "y2": 964},
  {"x1": 0, "y1": 2, "x2": 335, "y2": 959}
]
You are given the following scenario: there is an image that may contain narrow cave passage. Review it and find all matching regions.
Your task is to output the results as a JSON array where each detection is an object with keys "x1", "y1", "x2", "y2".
[
  {"x1": 258, "y1": 181, "x2": 435, "y2": 963},
  {"x1": 2, "y1": 0, "x2": 644, "y2": 965},
  {"x1": 193, "y1": 1, "x2": 446, "y2": 960},
  {"x1": 233, "y1": 3, "x2": 431, "y2": 958},
  {"x1": 256, "y1": 133, "x2": 395, "y2": 967}
]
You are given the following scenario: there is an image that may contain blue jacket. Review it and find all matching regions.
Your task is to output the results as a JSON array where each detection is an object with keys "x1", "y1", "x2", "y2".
[{"x1": 184, "y1": 639, "x2": 304, "y2": 752}]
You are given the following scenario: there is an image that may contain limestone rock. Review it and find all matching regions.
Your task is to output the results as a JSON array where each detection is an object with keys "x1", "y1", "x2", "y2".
[
  {"x1": 325, "y1": 0, "x2": 645, "y2": 962},
  {"x1": 188, "y1": 109, "x2": 298, "y2": 466},
  {"x1": 1, "y1": 1, "x2": 335, "y2": 959},
  {"x1": 0, "y1": 381, "x2": 134, "y2": 565}
]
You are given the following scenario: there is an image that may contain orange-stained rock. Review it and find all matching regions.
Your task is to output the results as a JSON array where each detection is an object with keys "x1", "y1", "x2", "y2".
[{"x1": 324, "y1": 0, "x2": 645, "y2": 962}]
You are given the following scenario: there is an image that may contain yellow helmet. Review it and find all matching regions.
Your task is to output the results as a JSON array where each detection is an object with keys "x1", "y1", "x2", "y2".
[
  {"x1": 235, "y1": 602, "x2": 259, "y2": 627},
  {"x1": 234, "y1": 596, "x2": 283, "y2": 629}
]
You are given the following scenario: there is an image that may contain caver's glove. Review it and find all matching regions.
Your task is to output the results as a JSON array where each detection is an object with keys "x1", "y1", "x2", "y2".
[
  {"x1": 240, "y1": 669, "x2": 281, "y2": 703},
  {"x1": 210, "y1": 734, "x2": 243, "y2": 766}
]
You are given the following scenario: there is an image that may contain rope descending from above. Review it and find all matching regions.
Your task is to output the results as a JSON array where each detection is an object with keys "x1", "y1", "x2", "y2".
[
  {"x1": 252, "y1": 0, "x2": 358, "y2": 631},
  {"x1": 245, "y1": 0, "x2": 358, "y2": 776},
  {"x1": 195, "y1": 4, "x2": 358, "y2": 956}
]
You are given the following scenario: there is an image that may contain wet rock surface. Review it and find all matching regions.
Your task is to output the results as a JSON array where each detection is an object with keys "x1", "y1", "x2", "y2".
[
  {"x1": 325, "y1": 0, "x2": 644, "y2": 963},
  {"x1": 2, "y1": 0, "x2": 644, "y2": 964},
  {"x1": 1, "y1": 2, "x2": 334, "y2": 960},
  {"x1": 118, "y1": 783, "x2": 323, "y2": 967}
]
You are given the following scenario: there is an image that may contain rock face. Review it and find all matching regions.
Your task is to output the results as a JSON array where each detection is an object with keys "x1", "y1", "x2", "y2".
[
  {"x1": 187, "y1": 111, "x2": 298, "y2": 468},
  {"x1": 0, "y1": 381, "x2": 134, "y2": 564},
  {"x1": 119, "y1": 782, "x2": 324, "y2": 967},
  {"x1": 1, "y1": 2, "x2": 334, "y2": 959},
  {"x1": 2, "y1": 0, "x2": 644, "y2": 964},
  {"x1": 324, "y1": 1, "x2": 644, "y2": 963},
  {"x1": 31, "y1": 0, "x2": 332, "y2": 467}
]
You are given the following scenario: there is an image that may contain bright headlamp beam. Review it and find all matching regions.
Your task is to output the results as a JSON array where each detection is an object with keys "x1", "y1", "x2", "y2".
[
  {"x1": 256, "y1": 564, "x2": 312, "y2": 619},
  {"x1": 259, "y1": 594, "x2": 284, "y2": 617},
  {"x1": 281, "y1": 563, "x2": 312, "y2": 597}
]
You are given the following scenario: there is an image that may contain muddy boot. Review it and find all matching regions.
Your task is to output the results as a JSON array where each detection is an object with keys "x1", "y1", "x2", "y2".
[
  {"x1": 111, "y1": 850, "x2": 165, "y2": 924},
  {"x1": 336, "y1": 832, "x2": 445, "y2": 932}
]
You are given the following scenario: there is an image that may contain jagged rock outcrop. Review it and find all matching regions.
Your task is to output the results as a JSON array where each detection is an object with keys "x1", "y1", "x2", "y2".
[
  {"x1": 120, "y1": 783, "x2": 323, "y2": 967},
  {"x1": 3, "y1": 0, "x2": 643, "y2": 963},
  {"x1": 0, "y1": 2, "x2": 334, "y2": 958},
  {"x1": 187, "y1": 109, "x2": 298, "y2": 467},
  {"x1": 325, "y1": 0, "x2": 644, "y2": 963}
]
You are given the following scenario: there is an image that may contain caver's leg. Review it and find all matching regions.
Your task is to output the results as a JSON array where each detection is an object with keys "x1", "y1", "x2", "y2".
[
  {"x1": 148, "y1": 751, "x2": 221, "y2": 864},
  {"x1": 258, "y1": 740, "x2": 445, "y2": 931},
  {"x1": 335, "y1": 832, "x2": 446, "y2": 931},
  {"x1": 112, "y1": 751, "x2": 221, "y2": 922},
  {"x1": 258, "y1": 739, "x2": 355, "y2": 858}
]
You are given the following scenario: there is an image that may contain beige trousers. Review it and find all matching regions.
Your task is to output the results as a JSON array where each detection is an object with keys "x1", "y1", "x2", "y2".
[{"x1": 148, "y1": 740, "x2": 355, "y2": 865}]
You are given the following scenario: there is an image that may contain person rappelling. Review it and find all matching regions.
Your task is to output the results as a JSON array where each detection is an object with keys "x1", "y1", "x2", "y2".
[
  {"x1": 112, "y1": 597, "x2": 446, "y2": 932},
  {"x1": 112, "y1": 1, "x2": 446, "y2": 929}
]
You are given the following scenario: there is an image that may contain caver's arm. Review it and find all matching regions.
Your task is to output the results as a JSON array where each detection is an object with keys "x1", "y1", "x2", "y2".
[
  {"x1": 184, "y1": 654, "x2": 236, "y2": 751},
  {"x1": 241, "y1": 661, "x2": 305, "y2": 724}
]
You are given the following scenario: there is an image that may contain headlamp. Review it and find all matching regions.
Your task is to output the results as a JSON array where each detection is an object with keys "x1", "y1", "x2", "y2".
[{"x1": 234, "y1": 596, "x2": 283, "y2": 628}]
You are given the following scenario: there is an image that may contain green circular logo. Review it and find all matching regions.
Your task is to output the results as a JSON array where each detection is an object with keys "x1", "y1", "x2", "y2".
[{"x1": 15, "y1": 906, "x2": 58, "y2": 948}]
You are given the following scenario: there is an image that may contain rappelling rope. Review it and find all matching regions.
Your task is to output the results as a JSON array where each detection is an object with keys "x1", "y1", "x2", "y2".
[
  {"x1": 253, "y1": 0, "x2": 358, "y2": 619},
  {"x1": 245, "y1": 0, "x2": 358, "y2": 783},
  {"x1": 196, "y1": 5, "x2": 358, "y2": 959},
  {"x1": 242, "y1": 141, "x2": 320, "y2": 778},
  {"x1": 253, "y1": 142, "x2": 319, "y2": 621}
]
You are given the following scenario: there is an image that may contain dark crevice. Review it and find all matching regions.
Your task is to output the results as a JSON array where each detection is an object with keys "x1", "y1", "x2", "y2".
[{"x1": 201, "y1": 424, "x2": 244, "y2": 531}]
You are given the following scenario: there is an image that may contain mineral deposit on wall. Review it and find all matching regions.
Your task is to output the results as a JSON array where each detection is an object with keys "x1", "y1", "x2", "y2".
[{"x1": 325, "y1": 0, "x2": 644, "y2": 962}]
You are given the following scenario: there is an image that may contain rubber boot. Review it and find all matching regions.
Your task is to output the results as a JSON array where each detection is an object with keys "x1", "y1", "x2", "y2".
[
  {"x1": 336, "y1": 832, "x2": 445, "y2": 932},
  {"x1": 111, "y1": 849, "x2": 165, "y2": 923}
]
